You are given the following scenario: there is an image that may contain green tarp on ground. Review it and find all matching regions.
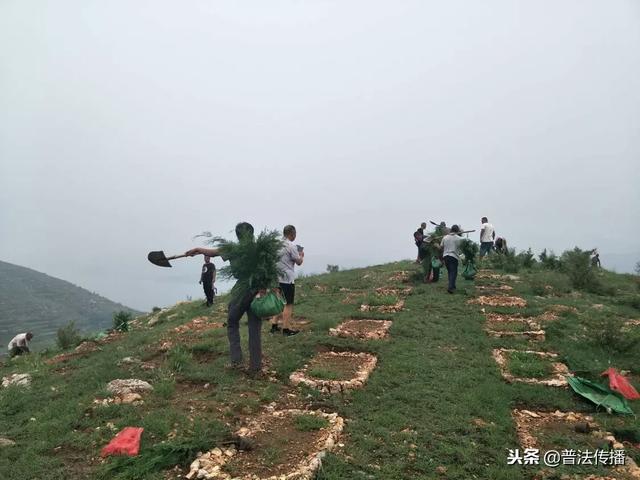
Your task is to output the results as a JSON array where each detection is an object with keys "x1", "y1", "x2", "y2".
[{"x1": 567, "y1": 376, "x2": 634, "y2": 415}]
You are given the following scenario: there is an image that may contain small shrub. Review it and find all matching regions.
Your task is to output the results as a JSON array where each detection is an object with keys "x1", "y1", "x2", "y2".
[
  {"x1": 113, "y1": 310, "x2": 132, "y2": 332},
  {"x1": 539, "y1": 249, "x2": 561, "y2": 270},
  {"x1": 326, "y1": 264, "x2": 340, "y2": 273},
  {"x1": 489, "y1": 248, "x2": 520, "y2": 273},
  {"x1": 460, "y1": 239, "x2": 479, "y2": 265},
  {"x1": 56, "y1": 321, "x2": 82, "y2": 350},
  {"x1": 560, "y1": 247, "x2": 603, "y2": 293},
  {"x1": 167, "y1": 346, "x2": 193, "y2": 373},
  {"x1": 152, "y1": 306, "x2": 162, "y2": 313},
  {"x1": 154, "y1": 378, "x2": 176, "y2": 400},
  {"x1": 294, "y1": 414, "x2": 329, "y2": 432},
  {"x1": 593, "y1": 316, "x2": 640, "y2": 353},
  {"x1": 517, "y1": 248, "x2": 536, "y2": 269}
]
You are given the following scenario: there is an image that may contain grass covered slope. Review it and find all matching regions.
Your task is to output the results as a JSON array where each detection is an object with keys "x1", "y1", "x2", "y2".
[
  {"x1": 0, "y1": 260, "x2": 639, "y2": 479},
  {"x1": 0, "y1": 260, "x2": 140, "y2": 351}
]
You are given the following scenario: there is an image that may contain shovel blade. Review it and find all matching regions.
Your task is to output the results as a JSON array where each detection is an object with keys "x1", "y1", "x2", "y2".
[{"x1": 148, "y1": 251, "x2": 172, "y2": 268}]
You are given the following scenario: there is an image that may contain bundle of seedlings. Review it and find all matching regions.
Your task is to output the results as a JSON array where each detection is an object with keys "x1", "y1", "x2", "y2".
[
  {"x1": 203, "y1": 229, "x2": 283, "y2": 303},
  {"x1": 460, "y1": 238, "x2": 479, "y2": 280}
]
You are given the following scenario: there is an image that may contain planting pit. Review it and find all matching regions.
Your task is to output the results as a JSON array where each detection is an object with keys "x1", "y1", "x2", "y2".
[
  {"x1": 468, "y1": 295, "x2": 527, "y2": 308},
  {"x1": 375, "y1": 286, "x2": 413, "y2": 297},
  {"x1": 492, "y1": 349, "x2": 570, "y2": 387},
  {"x1": 388, "y1": 271, "x2": 411, "y2": 283},
  {"x1": 547, "y1": 304, "x2": 579, "y2": 315},
  {"x1": 187, "y1": 409, "x2": 343, "y2": 480},
  {"x1": 476, "y1": 284, "x2": 514, "y2": 292},
  {"x1": 329, "y1": 319, "x2": 393, "y2": 340},
  {"x1": 484, "y1": 315, "x2": 544, "y2": 340},
  {"x1": 341, "y1": 291, "x2": 367, "y2": 304},
  {"x1": 512, "y1": 409, "x2": 640, "y2": 479},
  {"x1": 173, "y1": 316, "x2": 224, "y2": 335},
  {"x1": 289, "y1": 351, "x2": 377, "y2": 393},
  {"x1": 360, "y1": 299, "x2": 405, "y2": 313}
]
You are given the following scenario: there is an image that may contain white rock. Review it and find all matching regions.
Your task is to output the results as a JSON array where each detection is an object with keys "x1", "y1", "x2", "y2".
[
  {"x1": 2, "y1": 373, "x2": 32, "y2": 388},
  {"x1": 0, "y1": 438, "x2": 16, "y2": 447},
  {"x1": 106, "y1": 379, "x2": 153, "y2": 395}
]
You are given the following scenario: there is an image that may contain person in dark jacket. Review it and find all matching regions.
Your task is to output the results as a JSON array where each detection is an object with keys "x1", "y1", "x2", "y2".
[{"x1": 199, "y1": 255, "x2": 216, "y2": 306}]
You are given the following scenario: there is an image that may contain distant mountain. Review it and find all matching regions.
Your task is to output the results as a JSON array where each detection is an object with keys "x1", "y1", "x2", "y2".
[{"x1": 0, "y1": 260, "x2": 141, "y2": 352}]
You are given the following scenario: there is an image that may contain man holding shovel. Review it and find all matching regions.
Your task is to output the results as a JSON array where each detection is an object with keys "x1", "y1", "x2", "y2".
[{"x1": 185, "y1": 222, "x2": 265, "y2": 374}]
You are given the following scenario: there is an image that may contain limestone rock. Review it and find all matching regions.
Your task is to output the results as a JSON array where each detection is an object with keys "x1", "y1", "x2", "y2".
[
  {"x1": 2, "y1": 373, "x2": 31, "y2": 388},
  {"x1": 106, "y1": 378, "x2": 153, "y2": 396}
]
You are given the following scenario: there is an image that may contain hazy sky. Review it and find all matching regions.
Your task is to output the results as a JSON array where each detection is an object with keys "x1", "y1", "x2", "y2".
[{"x1": 1, "y1": 1, "x2": 639, "y2": 311}]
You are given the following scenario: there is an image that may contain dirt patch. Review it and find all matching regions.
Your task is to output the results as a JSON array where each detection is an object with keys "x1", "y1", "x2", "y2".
[
  {"x1": 492, "y1": 349, "x2": 570, "y2": 387},
  {"x1": 46, "y1": 333, "x2": 124, "y2": 365},
  {"x1": 388, "y1": 271, "x2": 411, "y2": 283},
  {"x1": 476, "y1": 271, "x2": 520, "y2": 281},
  {"x1": 173, "y1": 316, "x2": 224, "y2": 335},
  {"x1": 341, "y1": 291, "x2": 367, "y2": 304},
  {"x1": 290, "y1": 351, "x2": 377, "y2": 393},
  {"x1": 476, "y1": 284, "x2": 514, "y2": 292},
  {"x1": 468, "y1": 295, "x2": 527, "y2": 308},
  {"x1": 484, "y1": 317, "x2": 544, "y2": 341},
  {"x1": 547, "y1": 304, "x2": 579, "y2": 315},
  {"x1": 329, "y1": 319, "x2": 393, "y2": 340},
  {"x1": 187, "y1": 409, "x2": 343, "y2": 480},
  {"x1": 360, "y1": 299, "x2": 405, "y2": 313},
  {"x1": 512, "y1": 409, "x2": 640, "y2": 478},
  {"x1": 375, "y1": 286, "x2": 413, "y2": 297}
]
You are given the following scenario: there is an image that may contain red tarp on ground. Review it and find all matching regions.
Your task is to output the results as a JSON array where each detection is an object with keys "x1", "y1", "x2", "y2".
[
  {"x1": 101, "y1": 427, "x2": 144, "y2": 457},
  {"x1": 601, "y1": 368, "x2": 640, "y2": 400}
]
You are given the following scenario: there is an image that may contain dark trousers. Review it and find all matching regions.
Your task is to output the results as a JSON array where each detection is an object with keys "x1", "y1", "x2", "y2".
[
  {"x1": 227, "y1": 292, "x2": 262, "y2": 372},
  {"x1": 444, "y1": 256, "x2": 459, "y2": 291},
  {"x1": 9, "y1": 346, "x2": 29, "y2": 358},
  {"x1": 203, "y1": 280, "x2": 214, "y2": 305}
]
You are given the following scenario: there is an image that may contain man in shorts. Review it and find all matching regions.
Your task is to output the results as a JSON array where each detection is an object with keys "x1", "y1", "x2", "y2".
[
  {"x1": 479, "y1": 217, "x2": 496, "y2": 258},
  {"x1": 271, "y1": 225, "x2": 304, "y2": 336}
]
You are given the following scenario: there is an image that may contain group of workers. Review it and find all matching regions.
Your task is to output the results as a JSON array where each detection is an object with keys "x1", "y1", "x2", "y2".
[{"x1": 413, "y1": 217, "x2": 506, "y2": 293}]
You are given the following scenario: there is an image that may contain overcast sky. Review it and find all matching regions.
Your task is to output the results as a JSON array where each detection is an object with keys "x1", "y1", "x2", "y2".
[{"x1": 1, "y1": 1, "x2": 639, "y2": 311}]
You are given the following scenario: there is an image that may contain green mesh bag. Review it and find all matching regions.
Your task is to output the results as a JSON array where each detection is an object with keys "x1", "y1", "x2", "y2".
[
  {"x1": 250, "y1": 290, "x2": 286, "y2": 318},
  {"x1": 462, "y1": 262, "x2": 477, "y2": 280}
]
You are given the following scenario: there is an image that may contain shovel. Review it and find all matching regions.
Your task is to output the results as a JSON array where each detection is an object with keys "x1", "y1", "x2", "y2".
[{"x1": 147, "y1": 251, "x2": 188, "y2": 268}]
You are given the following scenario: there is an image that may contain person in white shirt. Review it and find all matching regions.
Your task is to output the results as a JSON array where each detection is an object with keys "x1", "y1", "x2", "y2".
[
  {"x1": 479, "y1": 217, "x2": 496, "y2": 258},
  {"x1": 271, "y1": 225, "x2": 304, "y2": 336},
  {"x1": 441, "y1": 225, "x2": 464, "y2": 294},
  {"x1": 8, "y1": 332, "x2": 33, "y2": 358}
]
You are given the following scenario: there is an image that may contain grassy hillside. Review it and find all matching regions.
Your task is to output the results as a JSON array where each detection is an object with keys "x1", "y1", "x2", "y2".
[
  {"x1": 0, "y1": 259, "x2": 639, "y2": 479},
  {"x1": 0, "y1": 260, "x2": 140, "y2": 351}
]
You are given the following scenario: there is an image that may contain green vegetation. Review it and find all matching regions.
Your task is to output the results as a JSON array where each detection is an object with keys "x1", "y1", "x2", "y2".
[
  {"x1": 308, "y1": 367, "x2": 340, "y2": 380},
  {"x1": 294, "y1": 414, "x2": 329, "y2": 432},
  {"x1": 0, "y1": 260, "x2": 140, "y2": 351},
  {"x1": 1, "y1": 258, "x2": 639, "y2": 479},
  {"x1": 55, "y1": 321, "x2": 82, "y2": 350},
  {"x1": 506, "y1": 351, "x2": 553, "y2": 379},
  {"x1": 364, "y1": 294, "x2": 399, "y2": 306},
  {"x1": 113, "y1": 311, "x2": 132, "y2": 333}
]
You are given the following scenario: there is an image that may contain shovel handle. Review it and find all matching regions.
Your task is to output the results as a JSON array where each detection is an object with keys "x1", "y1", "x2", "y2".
[{"x1": 166, "y1": 254, "x2": 189, "y2": 261}]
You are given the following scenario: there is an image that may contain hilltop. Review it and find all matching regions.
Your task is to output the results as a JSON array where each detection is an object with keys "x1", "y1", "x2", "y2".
[
  {"x1": 0, "y1": 260, "x2": 141, "y2": 351},
  {"x1": 0, "y1": 256, "x2": 639, "y2": 479}
]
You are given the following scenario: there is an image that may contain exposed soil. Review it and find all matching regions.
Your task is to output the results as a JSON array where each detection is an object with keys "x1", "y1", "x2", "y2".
[
  {"x1": 375, "y1": 286, "x2": 413, "y2": 297},
  {"x1": 188, "y1": 410, "x2": 343, "y2": 480},
  {"x1": 307, "y1": 352, "x2": 365, "y2": 380},
  {"x1": 173, "y1": 316, "x2": 224, "y2": 335},
  {"x1": 329, "y1": 319, "x2": 392, "y2": 340},
  {"x1": 360, "y1": 299, "x2": 405, "y2": 313},
  {"x1": 468, "y1": 295, "x2": 527, "y2": 308},
  {"x1": 388, "y1": 271, "x2": 411, "y2": 283},
  {"x1": 224, "y1": 415, "x2": 327, "y2": 478}
]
